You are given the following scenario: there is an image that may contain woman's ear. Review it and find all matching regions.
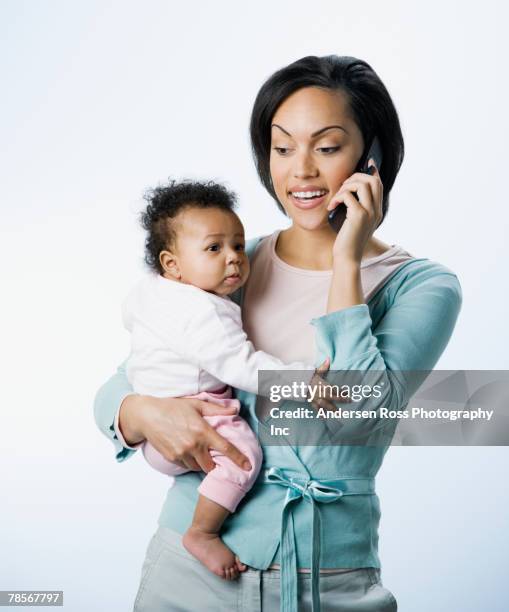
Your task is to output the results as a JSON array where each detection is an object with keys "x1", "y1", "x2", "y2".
[{"x1": 159, "y1": 250, "x2": 181, "y2": 280}]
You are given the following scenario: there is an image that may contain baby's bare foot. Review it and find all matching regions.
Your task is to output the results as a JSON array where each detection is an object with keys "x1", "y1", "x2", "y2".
[{"x1": 183, "y1": 527, "x2": 239, "y2": 580}]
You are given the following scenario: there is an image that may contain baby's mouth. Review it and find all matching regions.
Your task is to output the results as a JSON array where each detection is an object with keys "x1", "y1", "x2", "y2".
[{"x1": 224, "y1": 272, "x2": 241, "y2": 285}]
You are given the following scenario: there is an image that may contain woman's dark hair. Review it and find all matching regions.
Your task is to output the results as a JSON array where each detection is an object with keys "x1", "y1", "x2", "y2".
[
  {"x1": 141, "y1": 179, "x2": 238, "y2": 274},
  {"x1": 250, "y1": 55, "x2": 404, "y2": 223}
]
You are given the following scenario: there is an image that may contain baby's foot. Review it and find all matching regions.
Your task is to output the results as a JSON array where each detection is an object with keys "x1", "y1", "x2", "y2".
[{"x1": 183, "y1": 527, "x2": 240, "y2": 580}]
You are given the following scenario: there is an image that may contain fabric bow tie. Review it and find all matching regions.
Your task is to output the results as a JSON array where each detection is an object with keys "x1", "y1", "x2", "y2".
[{"x1": 263, "y1": 466, "x2": 375, "y2": 612}]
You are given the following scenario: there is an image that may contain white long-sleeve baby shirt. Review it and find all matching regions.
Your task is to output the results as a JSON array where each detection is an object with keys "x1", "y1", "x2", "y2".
[{"x1": 122, "y1": 273, "x2": 314, "y2": 398}]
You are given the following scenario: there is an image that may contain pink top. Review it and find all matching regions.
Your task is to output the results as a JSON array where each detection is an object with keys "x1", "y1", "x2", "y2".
[{"x1": 241, "y1": 231, "x2": 415, "y2": 364}]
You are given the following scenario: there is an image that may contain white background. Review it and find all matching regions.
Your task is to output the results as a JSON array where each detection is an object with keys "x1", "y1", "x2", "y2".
[{"x1": 1, "y1": 1, "x2": 508, "y2": 610}]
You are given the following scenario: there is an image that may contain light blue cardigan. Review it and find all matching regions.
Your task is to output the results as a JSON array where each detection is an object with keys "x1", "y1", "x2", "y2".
[{"x1": 94, "y1": 236, "x2": 462, "y2": 612}]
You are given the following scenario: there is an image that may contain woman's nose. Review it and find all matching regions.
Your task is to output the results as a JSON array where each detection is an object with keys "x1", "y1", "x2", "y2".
[{"x1": 293, "y1": 150, "x2": 318, "y2": 178}]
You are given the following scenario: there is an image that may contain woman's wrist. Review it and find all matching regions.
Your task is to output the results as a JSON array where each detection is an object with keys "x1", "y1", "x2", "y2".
[
  {"x1": 327, "y1": 259, "x2": 363, "y2": 313},
  {"x1": 118, "y1": 394, "x2": 147, "y2": 446},
  {"x1": 331, "y1": 249, "x2": 362, "y2": 268}
]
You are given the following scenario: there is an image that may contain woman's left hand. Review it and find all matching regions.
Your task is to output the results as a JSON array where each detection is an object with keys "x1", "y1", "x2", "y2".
[{"x1": 326, "y1": 159, "x2": 383, "y2": 264}]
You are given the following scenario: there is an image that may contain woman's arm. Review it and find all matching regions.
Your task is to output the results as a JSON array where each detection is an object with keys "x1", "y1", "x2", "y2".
[
  {"x1": 94, "y1": 360, "x2": 137, "y2": 462},
  {"x1": 310, "y1": 260, "x2": 462, "y2": 439},
  {"x1": 93, "y1": 361, "x2": 253, "y2": 472},
  {"x1": 326, "y1": 260, "x2": 363, "y2": 313},
  {"x1": 298, "y1": 160, "x2": 461, "y2": 439}
]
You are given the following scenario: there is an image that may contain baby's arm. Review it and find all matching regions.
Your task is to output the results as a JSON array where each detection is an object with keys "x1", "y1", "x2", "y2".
[{"x1": 181, "y1": 297, "x2": 316, "y2": 395}]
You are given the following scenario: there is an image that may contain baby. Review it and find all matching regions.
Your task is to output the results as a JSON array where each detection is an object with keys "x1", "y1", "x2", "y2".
[{"x1": 123, "y1": 179, "x2": 323, "y2": 580}]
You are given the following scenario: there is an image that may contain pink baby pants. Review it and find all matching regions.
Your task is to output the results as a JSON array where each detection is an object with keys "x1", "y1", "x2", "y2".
[{"x1": 142, "y1": 387, "x2": 263, "y2": 513}]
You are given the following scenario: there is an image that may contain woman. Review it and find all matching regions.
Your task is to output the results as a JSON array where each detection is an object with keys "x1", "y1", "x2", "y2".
[{"x1": 94, "y1": 55, "x2": 462, "y2": 611}]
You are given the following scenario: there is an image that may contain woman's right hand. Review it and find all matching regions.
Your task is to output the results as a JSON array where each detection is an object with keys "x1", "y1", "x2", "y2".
[
  {"x1": 327, "y1": 160, "x2": 383, "y2": 264},
  {"x1": 118, "y1": 394, "x2": 252, "y2": 473}
]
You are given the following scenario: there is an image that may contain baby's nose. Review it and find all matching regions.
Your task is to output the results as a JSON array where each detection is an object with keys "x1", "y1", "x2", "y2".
[{"x1": 226, "y1": 250, "x2": 241, "y2": 263}]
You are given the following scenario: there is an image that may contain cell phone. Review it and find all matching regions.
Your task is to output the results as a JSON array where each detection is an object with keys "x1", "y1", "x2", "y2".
[{"x1": 327, "y1": 135, "x2": 383, "y2": 233}]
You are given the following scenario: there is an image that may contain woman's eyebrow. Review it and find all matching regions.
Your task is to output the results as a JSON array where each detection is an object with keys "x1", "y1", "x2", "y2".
[{"x1": 271, "y1": 124, "x2": 348, "y2": 137}]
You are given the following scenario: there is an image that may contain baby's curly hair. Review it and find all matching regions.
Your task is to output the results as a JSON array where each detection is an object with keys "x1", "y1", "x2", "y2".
[{"x1": 140, "y1": 179, "x2": 238, "y2": 274}]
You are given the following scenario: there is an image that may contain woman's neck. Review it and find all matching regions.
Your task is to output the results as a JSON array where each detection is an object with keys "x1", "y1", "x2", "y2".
[{"x1": 276, "y1": 226, "x2": 391, "y2": 271}]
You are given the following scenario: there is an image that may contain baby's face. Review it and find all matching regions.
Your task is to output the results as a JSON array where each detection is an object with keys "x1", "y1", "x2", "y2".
[{"x1": 171, "y1": 207, "x2": 250, "y2": 296}]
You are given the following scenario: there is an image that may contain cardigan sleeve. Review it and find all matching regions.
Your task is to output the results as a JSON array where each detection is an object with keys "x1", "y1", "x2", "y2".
[
  {"x1": 305, "y1": 261, "x2": 463, "y2": 440},
  {"x1": 93, "y1": 237, "x2": 264, "y2": 462},
  {"x1": 93, "y1": 359, "x2": 138, "y2": 462}
]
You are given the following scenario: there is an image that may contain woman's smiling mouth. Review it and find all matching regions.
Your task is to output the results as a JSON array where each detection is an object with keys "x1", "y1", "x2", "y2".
[{"x1": 288, "y1": 187, "x2": 328, "y2": 210}]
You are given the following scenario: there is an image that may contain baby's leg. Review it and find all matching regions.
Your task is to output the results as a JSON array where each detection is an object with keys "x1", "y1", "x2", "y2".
[
  {"x1": 182, "y1": 412, "x2": 263, "y2": 579},
  {"x1": 143, "y1": 390, "x2": 261, "y2": 581},
  {"x1": 182, "y1": 495, "x2": 245, "y2": 581},
  {"x1": 142, "y1": 442, "x2": 189, "y2": 476},
  {"x1": 198, "y1": 412, "x2": 263, "y2": 512}
]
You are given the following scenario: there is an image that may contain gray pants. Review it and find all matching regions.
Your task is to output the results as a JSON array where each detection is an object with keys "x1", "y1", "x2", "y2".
[{"x1": 133, "y1": 527, "x2": 397, "y2": 611}]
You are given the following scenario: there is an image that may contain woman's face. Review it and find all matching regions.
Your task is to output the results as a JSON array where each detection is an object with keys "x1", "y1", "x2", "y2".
[{"x1": 269, "y1": 86, "x2": 365, "y2": 231}]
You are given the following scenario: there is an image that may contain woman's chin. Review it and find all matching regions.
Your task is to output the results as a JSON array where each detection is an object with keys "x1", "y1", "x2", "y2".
[{"x1": 290, "y1": 210, "x2": 330, "y2": 232}]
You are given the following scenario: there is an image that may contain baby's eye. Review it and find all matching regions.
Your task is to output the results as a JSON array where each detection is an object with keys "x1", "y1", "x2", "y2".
[
  {"x1": 317, "y1": 146, "x2": 341, "y2": 154},
  {"x1": 235, "y1": 243, "x2": 245, "y2": 251},
  {"x1": 207, "y1": 244, "x2": 220, "y2": 252}
]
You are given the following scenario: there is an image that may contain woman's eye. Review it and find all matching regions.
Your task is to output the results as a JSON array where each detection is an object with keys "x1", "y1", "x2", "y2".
[
  {"x1": 318, "y1": 146, "x2": 341, "y2": 154},
  {"x1": 273, "y1": 147, "x2": 291, "y2": 155}
]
